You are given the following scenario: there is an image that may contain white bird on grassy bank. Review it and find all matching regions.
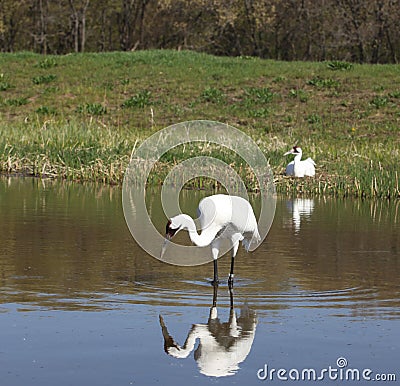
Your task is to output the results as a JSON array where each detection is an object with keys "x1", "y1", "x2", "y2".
[{"x1": 284, "y1": 146, "x2": 316, "y2": 177}]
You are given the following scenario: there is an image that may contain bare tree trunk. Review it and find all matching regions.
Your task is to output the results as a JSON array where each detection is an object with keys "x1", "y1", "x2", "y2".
[
  {"x1": 335, "y1": 0, "x2": 366, "y2": 62},
  {"x1": 119, "y1": 0, "x2": 148, "y2": 51},
  {"x1": 243, "y1": 0, "x2": 259, "y2": 56},
  {"x1": 39, "y1": 0, "x2": 47, "y2": 54},
  {"x1": 2, "y1": 14, "x2": 19, "y2": 52},
  {"x1": 31, "y1": 0, "x2": 48, "y2": 53},
  {"x1": 68, "y1": 0, "x2": 79, "y2": 52},
  {"x1": 300, "y1": 0, "x2": 312, "y2": 60},
  {"x1": 137, "y1": 0, "x2": 148, "y2": 47},
  {"x1": 385, "y1": 29, "x2": 397, "y2": 63},
  {"x1": 68, "y1": 0, "x2": 89, "y2": 52},
  {"x1": 81, "y1": 0, "x2": 90, "y2": 52}
]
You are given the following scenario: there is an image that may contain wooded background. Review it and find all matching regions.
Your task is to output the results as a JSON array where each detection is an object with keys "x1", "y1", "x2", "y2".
[{"x1": 1, "y1": 0, "x2": 399, "y2": 63}]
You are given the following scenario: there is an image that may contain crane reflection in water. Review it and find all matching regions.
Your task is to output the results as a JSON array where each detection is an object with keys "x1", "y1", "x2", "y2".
[{"x1": 159, "y1": 286, "x2": 257, "y2": 377}]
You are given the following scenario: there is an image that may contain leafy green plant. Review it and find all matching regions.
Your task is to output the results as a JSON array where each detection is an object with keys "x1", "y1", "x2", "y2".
[
  {"x1": 248, "y1": 107, "x2": 270, "y2": 118},
  {"x1": 273, "y1": 76, "x2": 286, "y2": 83},
  {"x1": 0, "y1": 81, "x2": 11, "y2": 91},
  {"x1": 327, "y1": 61, "x2": 353, "y2": 71},
  {"x1": 306, "y1": 113, "x2": 322, "y2": 124},
  {"x1": 86, "y1": 103, "x2": 107, "y2": 115},
  {"x1": 307, "y1": 77, "x2": 339, "y2": 88},
  {"x1": 32, "y1": 74, "x2": 57, "y2": 85},
  {"x1": 76, "y1": 103, "x2": 107, "y2": 115},
  {"x1": 289, "y1": 88, "x2": 308, "y2": 102},
  {"x1": 0, "y1": 73, "x2": 11, "y2": 91},
  {"x1": 5, "y1": 97, "x2": 29, "y2": 106},
  {"x1": 388, "y1": 90, "x2": 400, "y2": 99},
  {"x1": 373, "y1": 85, "x2": 385, "y2": 92},
  {"x1": 200, "y1": 87, "x2": 225, "y2": 103},
  {"x1": 245, "y1": 87, "x2": 275, "y2": 104},
  {"x1": 37, "y1": 58, "x2": 58, "y2": 69},
  {"x1": 43, "y1": 86, "x2": 59, "y2": 94},
  {"x1": 370, "y1": 96, "x2": 388, "y2": 109},
  {"x1": 36, "y1": 106, "x2": 57, "y2": 115},
  {"x1": 122, "y1": 90, "x2": 152, "y2": 108}
]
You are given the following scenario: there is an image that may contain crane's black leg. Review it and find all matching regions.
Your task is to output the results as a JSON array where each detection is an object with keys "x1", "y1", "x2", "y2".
[
  {"x1": 211, "y1": 258, "x2": 219, "y2": 287},
  {"x1": 211, "y1": 241, "x2": 220, "y2": 287},
  {"x1": 228, "y1": 284, "x2": 235, "y2": 323},
  {"x1": 212, "y1": 280, "x2": 218, "y2": 307},
  {"x1": 228, "y1": 240, "x2": 239, "y2": 288},
  {"x1": 228, "y1": 256, "x2": 235, "y2": 288}
]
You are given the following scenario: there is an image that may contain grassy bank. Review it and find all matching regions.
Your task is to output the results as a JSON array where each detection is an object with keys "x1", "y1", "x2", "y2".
[{"x1": 0, "y1": 50, "x2": 399, "y2": 198}]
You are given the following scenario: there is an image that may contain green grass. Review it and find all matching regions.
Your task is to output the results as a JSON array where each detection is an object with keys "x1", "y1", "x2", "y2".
[
  {"x1": 121, "y1": 90, "x2": 152, "y2": 108},
  {"x1": 32, "y1": 74, "x2": 57, "y2": 85},
  {"x1": 0, "y1": 50, "x2": 399, "y2": 198}
]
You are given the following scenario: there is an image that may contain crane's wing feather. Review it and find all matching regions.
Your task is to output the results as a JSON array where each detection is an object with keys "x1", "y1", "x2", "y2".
[
  {"x1": 305, "y1": 157, "x2": 316, "y2": 166},
  {"x1": 196, "y1": 195, "x2": 260, "y2": 250},
  {"x1": 285, "y1": 161, "x2": 295, "y2": 176}
]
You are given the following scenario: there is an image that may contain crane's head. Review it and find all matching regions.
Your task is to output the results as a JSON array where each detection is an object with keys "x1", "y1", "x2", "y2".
[
  {"x1": 165, "y1": 218, "x2": 181, "y2": 240},
  {"x1": 284, "y1": 146, "x2": 302, "y2": 156},
  {"x1": 161, "y1": 217, "x2": 182, "y2": 259}
]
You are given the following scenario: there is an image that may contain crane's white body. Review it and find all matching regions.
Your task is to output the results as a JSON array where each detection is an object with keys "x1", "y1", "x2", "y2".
[
  {"x1": 168, "y1": 194, "x2": 260, "y2": 255},
  {"x1": 284, "y1": 146, "x2": 315, "y2": 177},
  {"x1": 165, "y1": 194, "x2": 260, "y2": 285}
]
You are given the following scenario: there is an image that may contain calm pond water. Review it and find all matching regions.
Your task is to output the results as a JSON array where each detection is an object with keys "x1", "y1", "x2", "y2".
[{"x1": 0, "y1": 177, "x2": 399, "y2": 385}]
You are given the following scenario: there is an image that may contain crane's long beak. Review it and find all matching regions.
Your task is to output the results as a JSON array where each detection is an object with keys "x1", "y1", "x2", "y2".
[
  {"x1": 160, "y1": 237, "x2": 170, "y2": 259},
  {"x1": 284, "y1": 150, "x2": 294, "y2": 156}
]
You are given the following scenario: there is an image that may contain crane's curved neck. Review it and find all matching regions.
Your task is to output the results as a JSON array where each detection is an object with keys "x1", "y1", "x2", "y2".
[
  {"x1": 177, "y1": 214, "x2": 220, "y2": 247},
  {"x1": 293, "y1": 152, "x2": 302, "y2": 162},
  {"x1": 161, "y1": 319, "x2": 199, "y2": 359}
]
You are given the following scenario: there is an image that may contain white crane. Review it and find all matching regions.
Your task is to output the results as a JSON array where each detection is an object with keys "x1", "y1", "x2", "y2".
[
  {"x1": 284, "y1": 146, "x2": 316, "y2": 177},
  {"x1": 164, "y1": 194, "x2": 260, "y2": 287}
]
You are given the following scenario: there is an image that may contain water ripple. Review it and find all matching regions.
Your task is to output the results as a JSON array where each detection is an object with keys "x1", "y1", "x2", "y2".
[
  {"x1": 1, "y1": 278, "x2": 398, "y2": 320},
  {"x1": 108, "y1": 279, "x2": 400, "y2": 320}
]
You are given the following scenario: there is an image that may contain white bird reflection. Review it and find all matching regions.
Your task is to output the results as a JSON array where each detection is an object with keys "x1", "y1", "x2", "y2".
[
  {"x1": 159, "y1": 286, "x2": 257, "y2": 377},
  {"x1": 287, "y1": 198, "x2": 315, "y2": 232}
]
